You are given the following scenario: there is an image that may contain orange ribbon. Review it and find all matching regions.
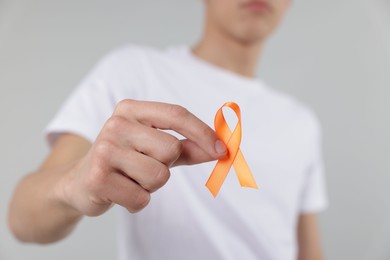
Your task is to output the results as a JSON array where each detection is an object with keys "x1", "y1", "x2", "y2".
[{"x1": 206, "y1": 102, "x2": 258, "y2": 197}]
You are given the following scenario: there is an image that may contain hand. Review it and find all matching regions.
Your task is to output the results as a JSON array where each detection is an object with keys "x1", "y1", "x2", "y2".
[{"x1": 60, "y1": 99, "x2": 227, "y2": 216}]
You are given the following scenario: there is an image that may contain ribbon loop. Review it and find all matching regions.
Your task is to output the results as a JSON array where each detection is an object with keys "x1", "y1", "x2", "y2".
[{"x1": 206, "y1": 102, "x2": 258, "y2": 197}]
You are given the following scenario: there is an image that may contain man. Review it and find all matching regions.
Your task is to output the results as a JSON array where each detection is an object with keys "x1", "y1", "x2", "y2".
[{"x1": 8, "y1": 0, "x2": 327, "y2": 259}]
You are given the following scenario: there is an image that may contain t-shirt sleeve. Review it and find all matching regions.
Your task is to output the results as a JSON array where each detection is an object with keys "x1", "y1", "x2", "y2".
[
  {"x1": 45, "y1": 52, "x2": 123, "y2": 147},
  {"x1": 299, "y1": 115, "x2": 329, "y2": 213}
]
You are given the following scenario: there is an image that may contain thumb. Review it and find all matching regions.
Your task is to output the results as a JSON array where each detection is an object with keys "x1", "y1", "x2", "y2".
[{"x1": 172, "y1": 139, "x2": 227, "y2": 167}]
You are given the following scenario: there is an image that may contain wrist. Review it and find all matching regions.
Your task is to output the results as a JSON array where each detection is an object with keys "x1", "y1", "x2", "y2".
[{"x1": 52, "y1": 161, "x2": 84, "y2": 219}]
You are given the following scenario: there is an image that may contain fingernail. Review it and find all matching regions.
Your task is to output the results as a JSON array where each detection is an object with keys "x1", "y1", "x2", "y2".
[{"x1": 215, "y1": 140, "x2": 227, "y2": 155}]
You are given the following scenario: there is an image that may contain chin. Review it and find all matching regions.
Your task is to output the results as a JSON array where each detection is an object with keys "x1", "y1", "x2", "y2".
[{"x1": 234, "y1": 27, "x2": 272, "y2": 45}]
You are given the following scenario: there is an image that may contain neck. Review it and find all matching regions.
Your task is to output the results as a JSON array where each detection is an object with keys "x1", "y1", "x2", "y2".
[{"x1": 192, "y1": 26, "x2": 263, "y2": 78}]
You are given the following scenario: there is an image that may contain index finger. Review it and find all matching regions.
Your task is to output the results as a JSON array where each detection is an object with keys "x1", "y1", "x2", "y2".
[{"x1": 114, "y1": 99, "x2": 227, "y2": 159}]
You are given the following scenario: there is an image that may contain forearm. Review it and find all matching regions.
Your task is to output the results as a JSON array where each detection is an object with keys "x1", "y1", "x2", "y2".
[
  {"x1": 8, "y1": 162, "x2": 83, "y2": 244},
  {"x1": 297, "y1": 213, "x2": 325, "y2": 260}
]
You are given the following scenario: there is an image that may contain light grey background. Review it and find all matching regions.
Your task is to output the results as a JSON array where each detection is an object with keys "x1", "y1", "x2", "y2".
[{"x1": 1, "y1": 0, "x2": 389, "y2": 259}]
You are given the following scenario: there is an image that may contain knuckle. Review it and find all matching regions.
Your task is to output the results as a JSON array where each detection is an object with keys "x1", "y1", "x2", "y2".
[
  {"x1": 200, "y1": 124, "x2": 213, "y2": 137},
  {"x1": 169, "y1": 105, "x2": 189, "y2": 118},
  {"x1": 153, "y1": 165, "x2": 170, "y2": 188},
  {"x1": 158, "y1": 138, "x2": 183, "y2": 165},
  {"x1": 129, "y1": 190, "x2": 151, "y2": 213},
  {"x1": 105, "y1": 115, "x2": 127, "y2": 132},
  {"x1": 115, "y1": 99, "x2": 135, "y2": 114},
  {"x1": 168, "y1": 138, "x2": 183, "y2": 158},
  {"x1": 93, "y1": 140, "x2": 115, "y2": 160}
]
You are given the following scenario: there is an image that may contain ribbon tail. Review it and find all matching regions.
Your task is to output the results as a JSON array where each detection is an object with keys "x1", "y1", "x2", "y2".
[
  {"x1": 206, "y1": 159, "x2": 232, "y2": 197},
  {"x1": 233, "y1": 149, "x2": 258, "y2": 189}
]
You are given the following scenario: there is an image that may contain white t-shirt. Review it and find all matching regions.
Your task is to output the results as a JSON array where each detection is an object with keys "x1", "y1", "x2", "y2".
[{"x1": 46, "y1": 45, "x2": 328, "y2": 260}]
